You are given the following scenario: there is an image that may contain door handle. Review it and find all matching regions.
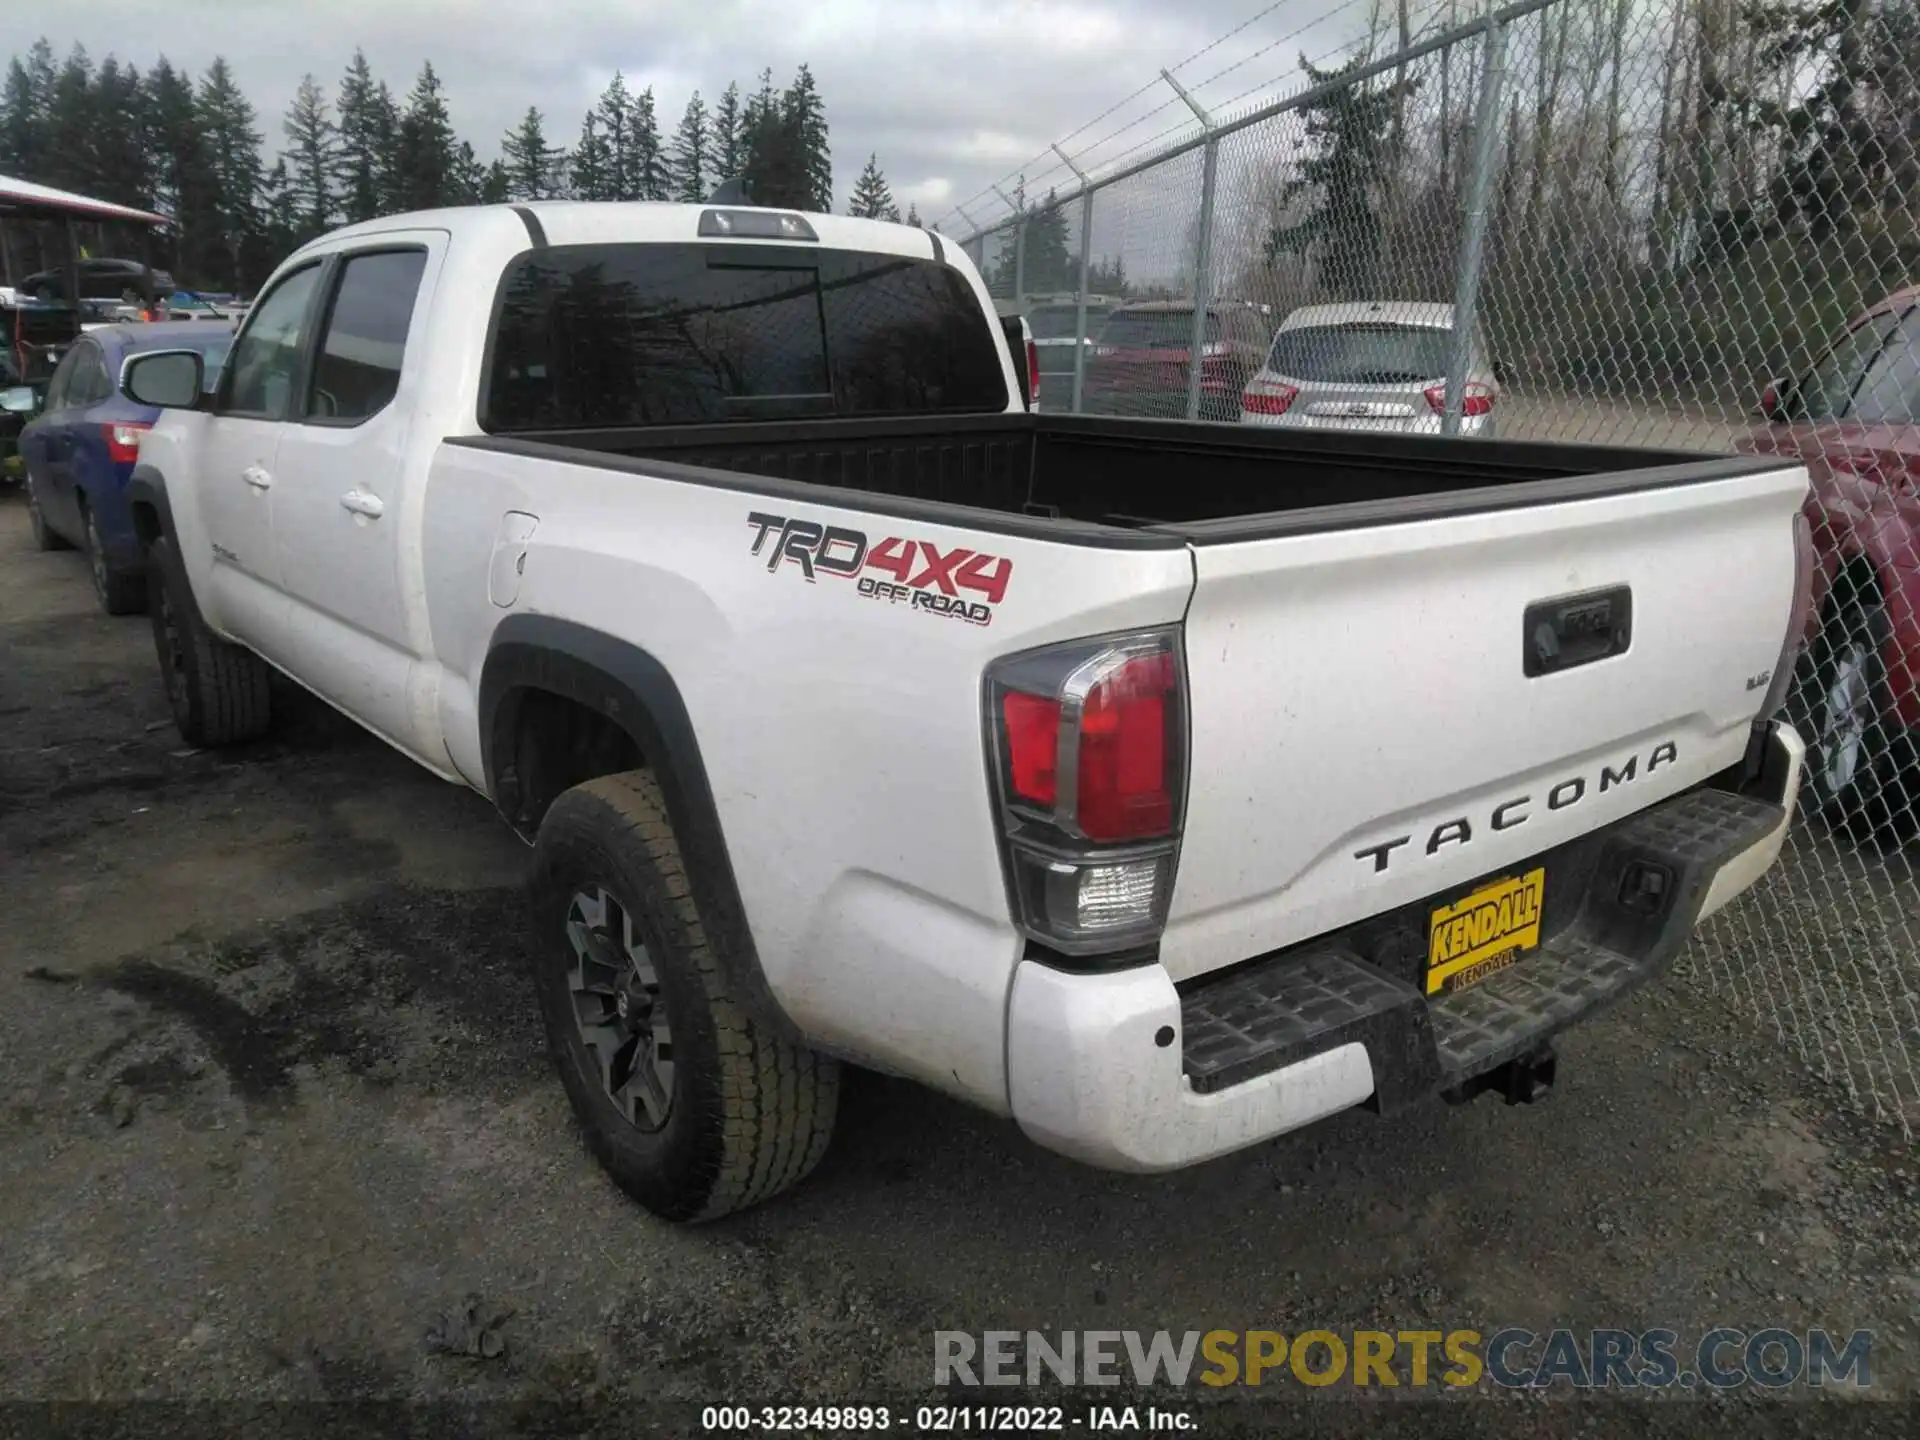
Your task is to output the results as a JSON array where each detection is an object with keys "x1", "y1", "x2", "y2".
[
  {"x1": 242, "y1": 464, "x2": 272, "y2": 490},
  {"x1": 340, "y1": 490, "x2": 385, "y2": 519}
]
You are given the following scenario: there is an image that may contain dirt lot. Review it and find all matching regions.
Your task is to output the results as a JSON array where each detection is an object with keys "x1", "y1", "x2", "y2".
[{"x1": 1, "y1": 487, "x2": 1917, "y2": 1436}]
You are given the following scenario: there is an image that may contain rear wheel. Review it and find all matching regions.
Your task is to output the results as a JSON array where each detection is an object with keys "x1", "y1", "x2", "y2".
[
  {"x1": 146, "y1": 534, "x2": 273, "y2": 746},
  {"x1": 529, "y1": 770, "x2": 839, "y2": 1221},
  {"x1": 25, "y1": 476, "x2": 68, "y2": 552},
  {"x1": 82, "y1": 499, "x2": 146, "y2": 615}
]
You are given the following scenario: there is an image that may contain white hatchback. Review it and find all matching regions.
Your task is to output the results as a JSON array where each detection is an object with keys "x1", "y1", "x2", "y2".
[{"x1": 1240, "y1": 300, "x2": 1501, "y2": 436}]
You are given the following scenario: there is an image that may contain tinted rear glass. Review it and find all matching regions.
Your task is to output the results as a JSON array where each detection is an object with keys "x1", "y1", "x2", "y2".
[
  {"x1": 483, "y1": 243, "x2": 1008, "y2": 430},
  {"x1": 1097, "y1": 310, "x2": 1219, "y2": 349},
  {"x1": 1266, "y1": 323, "x2": 1454, "y2": 384}
]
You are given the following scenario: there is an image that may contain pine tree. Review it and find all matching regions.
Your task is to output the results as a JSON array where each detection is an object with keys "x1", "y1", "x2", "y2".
[
  {"x1": 1261, "y1": 50, "x2": 1408, "y2": 297},
  {"x1": 570, "y1": 111, "x2": 612, "y2": 200},
  {"x1": 142, "y1": 57, "x2": 212, "y2": 264},
  {"x1": 781, "y1": 65, "x2": 831, "y2": 211},
  {"x1": 669, "y1": 92, "x2": 708, "y2": 203},
  {"x1": 0, "y1": 40, "x2": 56, "y2": 180},
  {"x1": 334, "y1": 50, "x2": 387, "y2": 224},
  {"x1": 92, "y1": 57, "x2": 151, "y2": 210},
  {"x1": 480, "y1": 159, "x2": 511, "y2": 205},
  {"x1": 740, "y1": 69, "x2": 786, "y2": 204},
  {"x1": 632, "y1": 85, "x2": 666, "y2": 201},
  {"x1": 450, "y1": 139, "x2": 486, "y2": 205},
  {"x1": 248, "y1": 157, "x2": 298, "y2": 274},
  {"x1": 368, "y1": 81, "x2": 400, "y2": 212},
  {"x1": 394, "y1": 61, "x2": 457, "y2": 212},
  {"x1": 197, "y1": 57, "x2": 263, "y2": 288},
  {"x1": 904, "y1": 202, "x2": 922, "y2": 228},
  {"x1": 281, "y1": 73, "x2": 337, "y2": 242},
  {"x1": 708, "y1": 81, "x2": 743, "y2": 185},
  {"x1": 47, "y1": 44, "x2": 95, "y2": 193},
  {"x1": 847, "y1": 152, "x2": 895, "y2": 219},
  {"x1": 595, "y1": 72, "x2": 634, "y2": 199},
  {"x1": 501, "y1": 106, "x2": 563, "y2": 201},
  {"x1": 1023, "y1": 190, "x2": 1073, "y2": 290}
]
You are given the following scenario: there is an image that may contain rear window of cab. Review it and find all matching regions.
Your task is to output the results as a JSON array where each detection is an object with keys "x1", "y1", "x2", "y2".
[{"x1": 481, "y1": 243, "x2": 1011, "y2": 431}]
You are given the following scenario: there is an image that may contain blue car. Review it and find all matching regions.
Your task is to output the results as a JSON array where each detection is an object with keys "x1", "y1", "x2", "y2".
[{"x1": 21, "y1": 321, "x2": 233, "y2": 614}]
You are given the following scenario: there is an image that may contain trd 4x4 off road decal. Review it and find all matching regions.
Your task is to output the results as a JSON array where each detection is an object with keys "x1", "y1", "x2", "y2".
[{"x1": 745, "y1": 511, "x2": 1012, "y2": 627}]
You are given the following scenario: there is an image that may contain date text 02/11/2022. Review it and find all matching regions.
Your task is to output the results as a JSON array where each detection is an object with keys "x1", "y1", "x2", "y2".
[{"x1": 697, "y1": 1405, "x2": 1192, "y2": 1432}]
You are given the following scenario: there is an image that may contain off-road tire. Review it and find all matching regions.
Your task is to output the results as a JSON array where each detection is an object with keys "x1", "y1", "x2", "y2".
[
  {"x1": 529, "y1": 770, "x2": 839, "y2": 1222},
  {"x1": 26, "y1": 476, "x2": 68, "y2": 551},
  {"x1": 146, "y1": 534, "x2": 273, "y2": 746},
  {"x1": 83, "y1": 499, "x2": 146, "y2": 615}
]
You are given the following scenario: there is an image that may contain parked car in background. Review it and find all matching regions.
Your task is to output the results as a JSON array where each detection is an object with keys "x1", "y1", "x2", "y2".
[
  {"x1": 18, "y1": 320, "x2": 234, "y2": 614},
  {"x1": 1240, "y1": 301, "x2": 1501, "y2": 436},
  {"x1": 1744, "y1": 283, "x2": 1920, "y2": 834},
  {"x1": 19, "y1": 257, "x2": 175, "y2": 304},
  {"x1": 1082, "y1": 299, "x2": 1270, "y2": 419},
  {"x1": 1023, "y1": 293, "x2": 1120, "y2": 404}
]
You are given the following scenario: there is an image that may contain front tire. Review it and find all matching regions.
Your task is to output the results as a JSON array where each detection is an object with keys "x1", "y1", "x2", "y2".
[
  {"x1": 529, "y1": 771, "x2": 839, "y2": 1222},
  {"x1": 146, "y1": 534, "x2": 273, "y2": 746}
]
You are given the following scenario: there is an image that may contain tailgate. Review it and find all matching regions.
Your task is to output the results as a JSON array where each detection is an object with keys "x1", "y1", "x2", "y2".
[{"x1": 1159, "y1": 462, "x2": 1808, "y2": 982}]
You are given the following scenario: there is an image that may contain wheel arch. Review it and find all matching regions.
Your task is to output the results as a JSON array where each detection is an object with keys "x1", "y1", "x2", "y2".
[
  {"x1": 478, "y1": 614, "x2": 800, "y2": 1041},
  {"x1": 126, "y1": 465, "x2": 174, "y2": 551}
]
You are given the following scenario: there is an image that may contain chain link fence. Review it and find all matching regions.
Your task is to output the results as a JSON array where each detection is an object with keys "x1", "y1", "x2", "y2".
[{"x1": 947, "y1": 0, "x2": 1920, "y2": 1135}]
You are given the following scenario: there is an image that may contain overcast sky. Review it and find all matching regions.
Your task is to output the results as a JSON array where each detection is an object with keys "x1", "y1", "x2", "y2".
[{"x1": 0, "y1": 0, "x2": 1433, "y2": 233}]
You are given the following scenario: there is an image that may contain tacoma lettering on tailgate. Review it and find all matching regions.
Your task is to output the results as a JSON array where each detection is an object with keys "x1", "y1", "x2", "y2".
[
  {"x1": 1353, "y1": 741, "x2": 1680, "y2": 874},
  {"x1": 745, "y1": 511, "x2": 1013, "y2": 627}
]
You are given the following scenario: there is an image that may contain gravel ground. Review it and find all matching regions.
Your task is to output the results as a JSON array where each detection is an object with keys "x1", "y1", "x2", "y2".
[{"x1": 1, "y1": 487, "x2": 1917, "y2": 1438}]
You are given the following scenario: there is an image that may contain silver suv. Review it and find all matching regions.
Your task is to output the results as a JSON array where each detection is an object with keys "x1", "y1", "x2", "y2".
[{"x1": 1239, "y1": 301, "x2": 1500, "y2": 436}]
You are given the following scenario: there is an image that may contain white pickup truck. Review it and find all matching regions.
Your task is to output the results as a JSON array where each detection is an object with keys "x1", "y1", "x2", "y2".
[{"x1": 118, "y1": 199, "x2": 1814, "y2": 1222}]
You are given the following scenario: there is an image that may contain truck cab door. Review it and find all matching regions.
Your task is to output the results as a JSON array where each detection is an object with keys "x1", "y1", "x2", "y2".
[
  {"x1": 267, "y1": 239, "x2": 442, "y2": 757},
  {"x1": 195, "y1": 259, "x2": 329, "y2": 657}
]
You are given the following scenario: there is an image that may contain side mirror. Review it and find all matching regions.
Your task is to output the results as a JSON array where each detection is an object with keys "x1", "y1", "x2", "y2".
[
  {"x1": 0, "y1": 385, "x2": 39, "y2": 417},
  {"x1": 1757, "y1": 377, "x2": 1787, "y2": 420},
  {"x1": 122, "y1": 349, "x2": 205, "y2": 409}
]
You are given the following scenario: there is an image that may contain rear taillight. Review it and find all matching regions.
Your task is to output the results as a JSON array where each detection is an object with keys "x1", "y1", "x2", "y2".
[
  {"x1": 987, "y1": 629, "x2": 1186, "y2": 959},
  {"x1": 1027, "y1": 338, "x2": 1041, "y2": 410},
  {"x1": 103, "y1": 421, "x2": 150, "y2": 462},
  {"x1": 1242, "y1": 380, "x2": 1299, "y2": 416},
  {"x1": 1424, "y1": 381, "x2": 1496, "y2": 417},
  {"x1": 1761, "y1": 509, "x2": 1817, "y2": 720}
]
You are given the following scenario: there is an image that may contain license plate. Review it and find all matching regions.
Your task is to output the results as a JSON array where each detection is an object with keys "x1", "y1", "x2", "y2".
[{"x1": 1426, "y1": 868, "x2": 1546, "y2": 996}]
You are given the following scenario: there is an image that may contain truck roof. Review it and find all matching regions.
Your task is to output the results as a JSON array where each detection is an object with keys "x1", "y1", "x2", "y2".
[{"x1": 301, "y1": 201, "x2": 952, "y2": 264}]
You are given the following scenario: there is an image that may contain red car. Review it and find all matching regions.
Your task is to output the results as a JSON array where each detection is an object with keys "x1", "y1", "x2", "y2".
[
  {"x1": 1744, "y1": 284, "x2": 1920, "y2": 834},
  {"x1": 1081, "y1": 299, "x2": 1271, "y2": 421}
]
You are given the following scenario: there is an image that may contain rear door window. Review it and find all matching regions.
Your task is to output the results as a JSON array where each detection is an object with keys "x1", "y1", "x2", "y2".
[
  {"x1": 1266, "y1": 323, "x2": 1454, "y2": 384},
  {"x1": 482, "y1": 243, "x2": 1009, "y2": 430}
]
